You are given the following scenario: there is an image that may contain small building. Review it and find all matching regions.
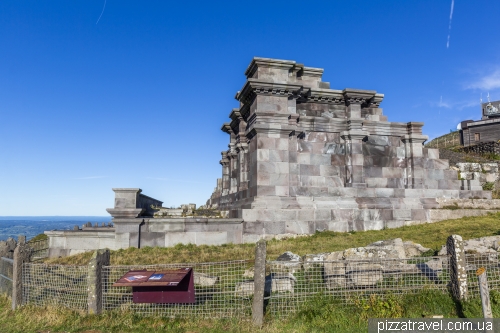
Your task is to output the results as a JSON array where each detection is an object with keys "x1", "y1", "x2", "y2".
[{"x1": 460, "y1": 100, "x2": 500, "y2": 148}]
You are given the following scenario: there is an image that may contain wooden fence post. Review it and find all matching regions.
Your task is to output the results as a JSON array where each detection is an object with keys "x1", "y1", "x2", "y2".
[
  {"x1": 12, "y1": 237, "x2": 32, "y2": 309},
  {"x1": 252, "y1": 239, "x2": 267, "y2": 327},
  {"x1": 87, "y1": 249, "x2": 110, "y2": 315},
  {"x1": 476, "y1": 267, "x2": 493, "y2": 319},
  {"x1": 447, "y1": 235, "x2": 468, "y2": 301}
]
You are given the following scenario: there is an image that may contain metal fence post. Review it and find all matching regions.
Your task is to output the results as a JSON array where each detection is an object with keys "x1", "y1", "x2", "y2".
[
  {"x1": 87, "y1": 249, "x2": 110, "y2": 315},
  {"x1": 252, "y1": 239, "x2": 266, "y2": 327},
  {"x1": 12, "y1": 236, "x2": 32, "y2": 309},
  {"x1": 447, "y1": 234, "x2": 468, "y2": 301}
]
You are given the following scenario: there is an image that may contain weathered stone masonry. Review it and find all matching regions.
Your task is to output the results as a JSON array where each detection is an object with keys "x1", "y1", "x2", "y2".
[
  {"x1": 207, "y1": 57, "x2": 491, "y2": 240},
  {"x1": 45, "y1": 57, "x2": 497, "y2": 257}
]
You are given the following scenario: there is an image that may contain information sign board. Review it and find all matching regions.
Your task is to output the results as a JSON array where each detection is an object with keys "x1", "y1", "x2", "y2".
[{"x1": 113, "y1": 268, "x2": 195, "y2": 304}]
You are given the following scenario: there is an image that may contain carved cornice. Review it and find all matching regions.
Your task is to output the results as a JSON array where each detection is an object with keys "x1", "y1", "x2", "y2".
[
  {"x1": 238, "y1": 79, "x2": 303, "y2": 105},
  {"x1": 306, "y1": 88, "x2": 344, "y2": 104},
  {"x1": 235, "y1": 142, "x2": 248, "y2": 153},
  {"x1": 302, "y1": 67, "x2": 324, "y2": 78},
  {"x1": 364, "y1": 93, "x2": 384, "y2": 108},
  {"x1": 229, "y1": 108, "x2": 241, "y2": 121},
  {"x1": 221, "y1": 123, "x2": 232, "y2": 134},
  {"x1": 401, "y1": 134, "x2": 428, "y2": 145},
  {"x1": 343, "y1": 88, "x2": 377, "y2": 106},
  {"x1": 239, "y1": 103, "x2": 250, "y2": 120},
  {"x1": 244, "y1": 57, "x2": 296, "y2": 78}
]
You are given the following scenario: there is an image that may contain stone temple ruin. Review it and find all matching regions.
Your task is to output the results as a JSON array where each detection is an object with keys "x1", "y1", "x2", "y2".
[
  {"x1": 46, "y1": 57, "x2": 494, "y2": 257},
  {"x1": 206, "y1": 57, "x2": 490, "y2": 231}
]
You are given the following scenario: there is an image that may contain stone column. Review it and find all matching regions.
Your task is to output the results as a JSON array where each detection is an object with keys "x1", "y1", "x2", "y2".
[
  {"x1": 12, "y1": 237, "x2": 33, "y2": 309},
  {"x1": 447, "y1": 234, "x2": 468, "y2": 301},
  {"x1": 341, "y1": 89, "x2": 371, "y2": 188},
  {"x1": 236, "y1": 112, "x2": 249, "y2": 194},
  {"x1": 220, "y1": 151, "x2": 230, "y2": 196},
  {"x1": 252, "y1": 239, "x2": 267, "y2": 327},
  {"x1": 87, "y1": 249, "x2": 110, "y2": 315},
  {"x1": 401, "y1": 122, "x2": 428, "y2": 189}
]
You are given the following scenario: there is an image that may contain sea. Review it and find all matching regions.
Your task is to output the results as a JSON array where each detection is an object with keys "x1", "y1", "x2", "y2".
[{"x1": 0, "y1": 216, "x2": 112, "y2": 241}]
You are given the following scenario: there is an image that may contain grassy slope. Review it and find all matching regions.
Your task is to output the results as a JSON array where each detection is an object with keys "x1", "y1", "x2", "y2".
[
  {"x1": 46, "y1": 212, "x2": 500, "y2": 265},
  {"x1": 3, "y1": 213, "x2": 500, "y2": 332}
]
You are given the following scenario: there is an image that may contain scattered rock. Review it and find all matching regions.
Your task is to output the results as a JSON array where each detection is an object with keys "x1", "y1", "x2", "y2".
[
  {"x1": 346, "y1": 263, "x2": 383, "y2": 286},
  {"x1": 277, "y1": 251, "x2": 300, "y2": 262},
  {"x1": 324, "y1": 251, "x2": 345, "y2": 276},
  {"x1": 235, "y1": 273, "x2": 295, "y2": 296},
  {"x1": 194, "y1": 272, "x2": 218, "y2": 286},
  {"x1": 271, "y1": 251, "x2": 302, "y2": 273},
  {"x1": 243, "y1": 267, "x2": 254, "y2": 279},
  {"x1": 403, "y1": 241, "x2": 431, "y2": 257}
]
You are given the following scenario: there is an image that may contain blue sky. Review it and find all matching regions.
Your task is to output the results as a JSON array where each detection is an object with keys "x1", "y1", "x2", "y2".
[{"x1": 1, "y1": 0, "x2": 499, "y2": 215}]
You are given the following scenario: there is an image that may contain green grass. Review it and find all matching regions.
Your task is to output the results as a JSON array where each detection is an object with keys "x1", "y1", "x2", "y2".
[
  {"x1": 2, "y1": 289, "x2": 500, "y2": 333},
  {"x1": 4, "y1": 213, "x2": 500, "y2": 332},
  {"x1": 45, "y1": 212, "x2": 500, "y2": 265}
]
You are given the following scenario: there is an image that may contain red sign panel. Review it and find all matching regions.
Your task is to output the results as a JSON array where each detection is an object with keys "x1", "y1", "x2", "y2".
[{"x1": 113, "y1": 268, "x2": 195, "y2": 304}]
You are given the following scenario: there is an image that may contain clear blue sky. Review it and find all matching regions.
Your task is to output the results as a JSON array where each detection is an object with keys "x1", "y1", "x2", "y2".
[{"x1": 1, "y1": 1, "x2": 499, "y2": 215}]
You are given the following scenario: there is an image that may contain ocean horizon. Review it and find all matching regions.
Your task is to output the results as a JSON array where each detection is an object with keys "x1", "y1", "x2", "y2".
[{"x1": 0, "y1": 216, "x2": 112, "y2": 241}]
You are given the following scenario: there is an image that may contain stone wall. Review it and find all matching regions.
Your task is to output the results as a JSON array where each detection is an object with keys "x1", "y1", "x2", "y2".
[
  {"x1": 207, "y1": 57, "x2": 492, "y2": 234},
  {"x1": 455, "y1": 163, "x2": 499, "y2": 189}
]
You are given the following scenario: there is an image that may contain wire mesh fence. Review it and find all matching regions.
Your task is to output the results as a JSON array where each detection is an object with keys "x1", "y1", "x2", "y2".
[
  {"x1": 0, "y1": 257, "x2": 13, "y2": 297},
  {"x1": 265, "y1": 256, "x2": 451, "y2": 316},
  {"x1": 102, "y1": 260, "x2": 254, "y2": 318},
  {"x1": 27, "y1": 239, "x2": 49, "y2": 262},
  {"x1": 466, "y1": 253, "x2": 500, "y2": 298},
  {"x1": 22, "y1": 263, "x2": 88, "y2": 311}
]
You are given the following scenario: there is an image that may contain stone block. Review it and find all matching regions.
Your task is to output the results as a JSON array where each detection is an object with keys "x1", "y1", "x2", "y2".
[
  {"x1": 257, "y1": 149, "x2": 270, "y2": 161},
  {"x1": 257, "y1": 185, "x2": 276, "y2": 196},
  {"x1": 356, "y1": 188, "x2": 376, "y2": 197},
  {"x1": 411, "y1": 209, "x2": 428, "y2": 221},
  {"x1": 366, "y1": 178, "x2": 388, "y2": 188},
  {"x1": 375, "y1": 188, "x2": 395, "y2": 198},
  {"x1": 194, "y1": 272, "x2": 218, "y2": 286},
  {"x1": 393, "y1": 209, "x2": 412, "y2": 220},
  {"x1": 365, "y1": 167, "x2": 383, "y2": 177},
  {"x1": 382, "y1": 167, "x2": 404, "y2": 178},
  {"x1": 165, "y1": 232, "x2": 197, "y2": 246},
  {"x1": 314, "y1": 209, "x2": 332, "y2": 221},
  {"x1": 285, "y1": 221, "x2": 310, "y2": 234},
  {"x1": 346, "y1": 265, "x2": 383, "y2": 286},
  {"x1": 269, "y1": 150, "x2": 289, "y2": 162},
  {"x1": 263, "y1": 221, "x2": 286, "y2": 234},
  {"x1": 328, "y1": 221, "x2": 350, "y2": 232},
  {"x1": 363, "y1": 218, "x2": 385, "y2": 231},
  {"x1": 139, "y1": 232, "x2": 165, "y2": 248},
  {"x1": 363, "y1": 144, "x2": 386, "y2": 157},
  {"x1": 427, "y1": 169, "x2": 444, "y2": 180},
  {"x1": 148, "y1": 221, "x2": 185, "y2": 233},
  {"x1": 424, "y1": 179, "x2": 439, "y2": 189},
  {"x1": 331, "y1": 154, "x2": 345, "y2": 166},
  {"x1": 300, "y1": 164, "x2": 320, "y2": 176},
  {"x1": 297, "y1": 153, "x2": 311, "y2": 164},
  {"x1": 270, "y1": 173, "x2": 289, "y2": 186},
  {"x1": 384, "y1": 220, "x2": 404, "y2": 229},
  {"x1": 427, "y1": 148, "x2": 439, "y2": 159},
  {"x1": 325, "y1": 276, "x2": 347, "y2": 289}
]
